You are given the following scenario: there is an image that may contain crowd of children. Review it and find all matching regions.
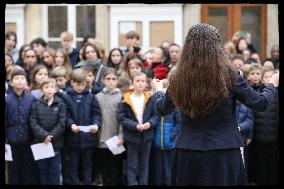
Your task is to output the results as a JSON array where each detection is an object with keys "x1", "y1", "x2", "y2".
[{"x1": 5, "y1": 28, "x2": 279, "y2": 185}]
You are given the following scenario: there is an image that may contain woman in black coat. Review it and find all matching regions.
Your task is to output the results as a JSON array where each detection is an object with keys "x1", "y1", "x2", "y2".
[{"x1": 151, "y1": 23, "x2": 279, "y2": 186}]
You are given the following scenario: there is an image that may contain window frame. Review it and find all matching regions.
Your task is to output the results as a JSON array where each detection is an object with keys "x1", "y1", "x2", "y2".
[
  {"x1": 43, "y1": 4, "x2": 96, "y2": 49},
  {"x1": 201, "y1": 4, "x2": 267, "y2": 59},
  {"x1": 109, "y1": 4, "x2": 183, "y2": 50}
]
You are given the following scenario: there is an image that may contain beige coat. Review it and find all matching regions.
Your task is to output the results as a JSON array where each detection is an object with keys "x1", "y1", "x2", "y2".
[{"x1": 95, "y1": 88, "x2": 123, "y2": 148}]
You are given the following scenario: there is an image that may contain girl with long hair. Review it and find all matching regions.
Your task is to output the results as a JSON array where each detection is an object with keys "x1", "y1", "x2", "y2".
[{"x1": 151, "y1": 23, "x2": 279, "y2": 186}]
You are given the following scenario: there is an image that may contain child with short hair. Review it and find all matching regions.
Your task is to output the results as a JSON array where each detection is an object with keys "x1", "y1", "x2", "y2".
[
  {"x1": 123, "y1": 31, "x2": 150, "y2": 69},
  {"x1": 60, "y1": 31, "x2": 80, "y2": 68},
  {"x1": 62, "y1": 68, "x2": 102, "y2": 185},
  {"x1": 51, "y1": 65, "x2": 69, "y2": 92},
  {"x1": 5, "y1": 67, "x2": 38, "y2": 184},
  {"x1": 29, "y1": 65, "x2": 49, "y2": 99},
  {"x1": 247, "y1": 67, "x2": 279, "y2": 185},
  {"x1": 120, "y1": 58, "x2": 144, "y2": 91},
  {"x1": 118, "y1": 72, "x2": 159, "y2": 185},
  {"x1": 246, "y1": 63, "x2": 263, "y2": 91},
  {"x1": 30, "y1": 78, "x2": 66, "y2": 185},
  {"x1": 51, "y1": 66, "x2": 70, "y2": 185},
  {"x1": 82, "y1": 65, "x2": 96, "y2": 94},
  {"x1": 95, "y1": 68, "x2": 124, "y2": 185},
  {"x1": 30, "y1": 37, "x2": 48, "y2": 64}
]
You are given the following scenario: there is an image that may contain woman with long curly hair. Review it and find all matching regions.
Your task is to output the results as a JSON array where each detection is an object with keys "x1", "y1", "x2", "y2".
[{"x1": 151, "y1": 23, "x2": 279, "y2": 186}]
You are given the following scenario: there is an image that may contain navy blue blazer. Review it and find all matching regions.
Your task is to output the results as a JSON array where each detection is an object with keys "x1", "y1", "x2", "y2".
[{"x1": 154, "y1": 73, "x2": 277, "y2": 151}]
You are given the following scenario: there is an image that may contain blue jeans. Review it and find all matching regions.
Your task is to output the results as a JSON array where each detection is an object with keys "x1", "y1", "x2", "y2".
[
  {"x1": 126, "y1": 141, "x2": 152, "y2": 185},
  {"x1": 37, "y1": 151, "x2": 61, "y2": 185},
  {"x1": 153, "y1": 149, "x2": 175, "y2": 185},
  {"x1": 68, "y1": 147, "x2": 93, "y2": 185}
]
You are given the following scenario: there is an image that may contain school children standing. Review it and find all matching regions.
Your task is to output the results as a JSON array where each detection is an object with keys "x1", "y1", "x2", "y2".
[
  {"x1": 30, "y1": 78, "x2": 66, "y2": 185},
  {"x1": 95, "y1": 68, "x2": 124, "y2": 185},
  {"x1": 247, "y1": 67, "x2": 279, "y2": 185},
  {"x1": 152, "y1": 79, "x2": 181, "y2": 186},
  {"x1": 118, "y1": 72, "x2": 159, "y2": 185},
  {"x1": 5, "y1": 67, "x2": 38, "y2": 184},
  {"x1": 62, "y1": 68, "x2": 102, "y2": 185}
]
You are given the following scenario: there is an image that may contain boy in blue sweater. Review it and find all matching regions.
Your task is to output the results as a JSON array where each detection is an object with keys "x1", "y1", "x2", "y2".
[
  {"x1": 62, "y1": 68, "x2": 102, "y2": 185},
  {"x1": 5, "y1": 67, "x2": 37, "y2": 184}
]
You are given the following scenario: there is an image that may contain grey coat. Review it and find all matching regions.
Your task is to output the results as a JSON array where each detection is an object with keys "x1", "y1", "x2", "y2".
[{"x1": 95, "y1": 88, "x2": 123, "y2": 148}]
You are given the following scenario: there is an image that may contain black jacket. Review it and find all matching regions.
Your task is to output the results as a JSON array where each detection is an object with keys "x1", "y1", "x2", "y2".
[
  {"x1": 118, "y1": 90, "x2": 159, "y2": 144},
  {"x1": 30, "y1": 96, "x2": 66, "y2": 151},
  {"x1": 154, "y1": 73, "x2": 277, "y2": 151},
  {"x1": 253, "y1": 85, "x2": 279, "y2": 143}
]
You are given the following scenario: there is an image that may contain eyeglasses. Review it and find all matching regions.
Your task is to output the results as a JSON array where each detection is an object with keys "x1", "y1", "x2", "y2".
[{"x1": 105, "y1": 77, "x2": 117, "y2": 81}]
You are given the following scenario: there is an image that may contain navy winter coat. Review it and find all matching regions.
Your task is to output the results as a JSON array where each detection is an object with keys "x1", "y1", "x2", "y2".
[
  {"x1": 154, "y1": 73, "x2": 277, "y2": 151},
  {"x1": 118, "y1": 90, "x2": 159, "y2": 144},
  {"x1": 62, "y1": 87, "x2": 102, "y2": 148},
  {"x1": 5, "y1": 90, "x2": 36, "y2": 144},
  {"x1": 236, "y1": 102, "x2": 254, "y2": 141}
]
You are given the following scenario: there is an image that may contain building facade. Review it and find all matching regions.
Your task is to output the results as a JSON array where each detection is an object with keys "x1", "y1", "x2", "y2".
[{"x1": 5, "y1": 4, "x2": 278, "y2": 59}]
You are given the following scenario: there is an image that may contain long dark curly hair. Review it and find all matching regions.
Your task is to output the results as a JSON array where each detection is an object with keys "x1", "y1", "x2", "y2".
[{"x1": 168, "y1": 23, "x2": 237, "y2": 118}]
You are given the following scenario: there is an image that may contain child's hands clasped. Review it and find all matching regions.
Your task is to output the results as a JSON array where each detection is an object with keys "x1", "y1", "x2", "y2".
[{"x1": 136, "y1": 122, "x2": 151, "y2": 132}]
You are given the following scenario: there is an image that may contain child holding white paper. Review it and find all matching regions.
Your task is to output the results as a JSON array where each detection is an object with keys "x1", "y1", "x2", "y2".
[
  {"x1": 30, "y1": 78, "x2": 66, "y2": 185},
  {"x1": 5, "y1": 67, "x2": 38, "y2": 184},
  {"x1": 61, "y1": 68, "x2": 102, "y2": 185},
  {"x1": 95, "y1": 68, "x2": 124, "y2": 185}
]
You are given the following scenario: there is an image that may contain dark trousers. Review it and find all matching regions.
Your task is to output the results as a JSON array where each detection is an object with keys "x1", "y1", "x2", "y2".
[
  {"x1": 247, "y1": 141, "x2": 279, "y2": 185},
  {"x1": 126, "y1": 141, "x2": 152, "y2": 186},
  {"x1": 153, "y1": 149, "x2": 175, "y2": 185},
  {"x1": 61, "y1": 147, "x2": 70, "y2": 185},
  {"x1": 8, "y1": 143, "x2": 39, "y2": 184},
  {"x1": 96, "y1": 148, "x2": 123, "y2": 186},
  {"x1": 68, "y1": 146, "x2": 94, "y2": 185},
  {"x1": 37, "y1": 151, "x2": 61, "y2": 185}
]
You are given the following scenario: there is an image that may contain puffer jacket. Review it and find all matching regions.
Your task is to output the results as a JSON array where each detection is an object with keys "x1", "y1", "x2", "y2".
[
  {"x1": 253, "y1": 86, "x2": 279, "y2": 143},
  {"x1": 30, "y1": 96, "x2": 66, "y2": 151},
  {"x1": 5, "y1": 90, "x2": 36, "y2": 144},
  {"x1": 153, "y1": 108, "x2": 181, "y2": 149},
  {"x1": 236, "y1": 101, "x2": 254, "y2": 142}
]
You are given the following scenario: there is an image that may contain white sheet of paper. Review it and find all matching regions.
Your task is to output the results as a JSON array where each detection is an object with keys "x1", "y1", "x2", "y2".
[
  {"x1": 77, "y1": 125, "x2": 98, "y2": 133},
  {"x1": 30, "y1": 142, "x2": 55, "y2": 161},
  {"x1": 5, "y1": 144, "x2": 13, "y2": 161},
  {"x1": 105, "y1": 135, "x2": 125, "y2": 155}
]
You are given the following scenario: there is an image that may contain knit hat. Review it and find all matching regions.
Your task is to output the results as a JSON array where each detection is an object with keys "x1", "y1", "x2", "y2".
[{"x1": 10, "y1": 67, "x2": 27, "y2": 81}]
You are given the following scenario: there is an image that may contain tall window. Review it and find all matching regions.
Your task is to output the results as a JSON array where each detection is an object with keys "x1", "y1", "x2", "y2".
[
  {"x1": 45, "y1": 4, "x2": 96, "y2": 49},
  {"x1": 202, "y1": 4, "x2": 267, "y2": 59}
]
